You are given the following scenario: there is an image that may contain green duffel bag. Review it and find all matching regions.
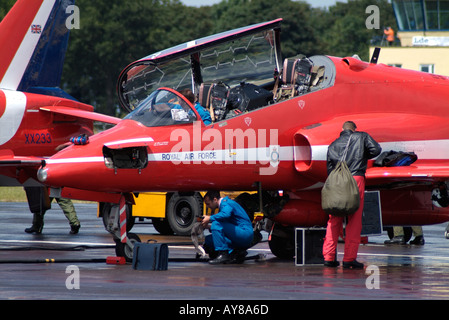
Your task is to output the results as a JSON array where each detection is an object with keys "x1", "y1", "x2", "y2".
[{"x1": 321, "y1": 160, "x2": 360, "y2": 217}]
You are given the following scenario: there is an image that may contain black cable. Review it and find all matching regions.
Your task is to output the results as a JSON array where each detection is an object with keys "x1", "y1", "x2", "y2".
[
  {"x1": 0, "y1": 244, "x2": 114, "y2": 251},
  {"x1": 0, "y1": 258, "x2": 106, "y2": 264}
]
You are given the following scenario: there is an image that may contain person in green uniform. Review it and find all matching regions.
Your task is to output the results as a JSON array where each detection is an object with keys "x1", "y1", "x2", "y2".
[{"x1": 25, "y1": 197, "x2": 81, "y2": 235}]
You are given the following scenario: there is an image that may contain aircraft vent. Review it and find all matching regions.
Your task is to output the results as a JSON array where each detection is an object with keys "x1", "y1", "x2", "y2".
[{"x1": 293, "y1": 133, "x2": 312, "y2": 172}]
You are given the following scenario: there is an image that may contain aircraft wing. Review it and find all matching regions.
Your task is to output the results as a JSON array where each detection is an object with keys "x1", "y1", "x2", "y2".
[
  {"x1": 40, "y1": 106, "x2": 121, "y2": 125},
  {"x1": 366, "y1": 163, "x2": 449, "y2": 182},
  {"x1": 0, "y1": 151, "x2": 44, "y2": 167}
]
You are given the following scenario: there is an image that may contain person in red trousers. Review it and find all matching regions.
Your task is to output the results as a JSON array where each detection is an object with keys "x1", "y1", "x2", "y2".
[{"x1": 323, "y1": 121, "x2": 381, "y2": 269}]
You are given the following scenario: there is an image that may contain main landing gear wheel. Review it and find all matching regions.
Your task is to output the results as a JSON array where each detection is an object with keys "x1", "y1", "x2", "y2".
[
  {"x1": 115, "y1": 232, "x2": 141, "y2": 262},
  {"x1": 268, "y1": 223, "x2": 295, "y2": 260},
  {"x1": 166, "y1": 192, "x2": 203, "y2": 236},
  {"x1": 152, "y1": 218, "x2": 175, "y2": 235}
]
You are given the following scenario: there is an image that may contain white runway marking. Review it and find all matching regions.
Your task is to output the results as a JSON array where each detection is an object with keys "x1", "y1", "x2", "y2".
[
  {"x1": 0, "y1": 239, "x2": 115, "y2": 247},
  {"x1": 356, "y1": 252, "x2": 449, "y2": 261}
]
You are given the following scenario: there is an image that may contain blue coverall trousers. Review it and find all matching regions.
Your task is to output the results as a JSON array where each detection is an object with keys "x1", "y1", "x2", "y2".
[{"x1": 205, "y1": 220, "x2": 253, "y2": 253}]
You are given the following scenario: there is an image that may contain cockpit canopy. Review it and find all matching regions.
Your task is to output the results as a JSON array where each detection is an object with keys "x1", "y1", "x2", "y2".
[
  {"x1": 117, "y1": 19, "x2": 282, "y2": 113},
  {"x1": 117, "y1": 18, "x2": 336, "y2": 124}
]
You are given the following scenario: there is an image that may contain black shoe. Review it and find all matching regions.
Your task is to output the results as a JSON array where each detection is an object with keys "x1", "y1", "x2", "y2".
[
  {"x1": 229, "y1": 250, "x2": 248, "y2": 264},
  {"x1": 324, "y1": 260, "x2": 340, "y2": 267},
  {"x1": 24, "y1": 224, "x2": 43, "y2": 235},
  {"x1": 384, "y1": 236, "x2": 406, "y2": 245},
  {"x1": 70, "y1": 224, "x2": 80, "y2": 234},
  {"x1": 209, "y1": 251, "x2": 231, "y2": 265},
  {"x1": 343, "y1": 260, "x2": 364, "y2": 269},
  {"x1": 409, "y1": 235, "x2": 425, "y2": 245},
  {"x1": 25, "y1": 213, "x2": 44, "y2": 234}
]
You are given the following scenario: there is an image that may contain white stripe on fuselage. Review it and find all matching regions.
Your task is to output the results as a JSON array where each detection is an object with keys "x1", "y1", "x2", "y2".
[
  {"x1": 46, "y1": 157, "x2": 105, "y2": 165},
  {"x1": 148, "y1": 146, "x2": 292, "y2": 163},
  {"x1": 0, "y1": 90, "x2": 26, "y2": 145},
  {"x1": 104, "y1": 137, "x2": 154, "y2": 147},
  {"x1": 45, "y1": 139, "x2": 449, "y2": 166},
  {"x1": 311, "y1": 140, "x2": 449, "y2": 162}
]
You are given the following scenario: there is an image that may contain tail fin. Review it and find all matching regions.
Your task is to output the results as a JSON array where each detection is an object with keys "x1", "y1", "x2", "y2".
[{"x1": 0, "y1": 0, "x2": 75, "y2": 96}]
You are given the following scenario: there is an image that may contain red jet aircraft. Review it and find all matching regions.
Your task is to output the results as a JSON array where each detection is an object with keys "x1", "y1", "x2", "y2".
[
  {"x1": 0, "y1": 0, "x2": 120, "y2": 214},
  {"x1": 38, "y1": 19, "x2": 449, "y2": 259}
]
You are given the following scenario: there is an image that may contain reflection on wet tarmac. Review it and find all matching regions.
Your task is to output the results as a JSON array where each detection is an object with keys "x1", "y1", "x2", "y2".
[{"x1": 1, "y1": 203, "x2": 449, "y2": 300}]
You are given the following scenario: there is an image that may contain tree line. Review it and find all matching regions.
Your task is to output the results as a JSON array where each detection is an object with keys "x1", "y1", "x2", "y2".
[{"x1": 0, "y1": 0, "x2": 396, "y2": 116}]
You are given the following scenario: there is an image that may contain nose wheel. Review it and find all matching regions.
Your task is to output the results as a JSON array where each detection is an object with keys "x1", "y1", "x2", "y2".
[
  {"x1": 114, "y1": 232, "x2": 141, "y2": 262},
  {"x1": 104, "y1": 194, "x2": 141, "y2": 262}
]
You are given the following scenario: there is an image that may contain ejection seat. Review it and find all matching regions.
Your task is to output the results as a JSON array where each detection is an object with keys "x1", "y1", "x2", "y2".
[
  {"x1": 198, "y1": 82, "x2": 230, "y2": 122},
  {"x1": 274, "y1": 57, "x2": 314, "y2": 102}
]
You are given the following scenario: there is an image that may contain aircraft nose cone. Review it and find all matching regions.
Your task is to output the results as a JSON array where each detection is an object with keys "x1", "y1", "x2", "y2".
[{"x1": 37, "y1": 166, "x2": 48, "y2": 183}]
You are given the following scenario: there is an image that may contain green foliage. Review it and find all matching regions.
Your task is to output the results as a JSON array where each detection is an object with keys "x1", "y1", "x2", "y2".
[
  {"x1": 63, "y1": 0, "x2": 214, "y2": 116},
  {"x1": 0, "y1": 0, "x2": 14, "y2": 19},
  {"x1": 210, "y1": 0, "x2": 319, "y2": 57},
  {"x1": 0, "y1": 0, "x2": 396, "y2": 116},
  {"x1": 317, "y1": 0, "x2": 396, "y2": 60}
]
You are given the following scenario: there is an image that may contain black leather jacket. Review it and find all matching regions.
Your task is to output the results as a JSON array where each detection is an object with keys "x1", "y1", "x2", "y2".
[{"x1": 327, "y1": 130, "x2": 382, "y2": 176}]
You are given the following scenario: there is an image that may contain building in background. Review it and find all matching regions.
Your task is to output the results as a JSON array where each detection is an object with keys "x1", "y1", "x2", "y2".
[{"x1": 370, "y1": 0, "x2": 449, "y2": 76}]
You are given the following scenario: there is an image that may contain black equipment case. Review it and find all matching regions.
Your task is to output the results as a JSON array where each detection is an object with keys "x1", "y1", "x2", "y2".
[
  {"x1": 132, "y1": 241, "x2": 169, "y2": 270},
  {"x1": 295, "y1": 228, "x2": 326, "y2": 265}
]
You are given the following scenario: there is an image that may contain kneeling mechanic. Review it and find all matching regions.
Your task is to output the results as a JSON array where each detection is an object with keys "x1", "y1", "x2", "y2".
[{"x1": 202, "y1": 191, "x2": 254, "y2": 264}]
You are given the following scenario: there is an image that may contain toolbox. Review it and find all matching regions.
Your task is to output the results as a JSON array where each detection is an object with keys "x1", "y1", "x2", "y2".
[{"x1": 132, "y1": 241, "x2": 169, "y2": 270}]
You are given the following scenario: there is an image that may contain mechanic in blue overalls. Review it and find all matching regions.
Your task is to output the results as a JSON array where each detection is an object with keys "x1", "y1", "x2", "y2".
[{"x1": 202, "y1": 191, "x2": 254, "y2": 264}]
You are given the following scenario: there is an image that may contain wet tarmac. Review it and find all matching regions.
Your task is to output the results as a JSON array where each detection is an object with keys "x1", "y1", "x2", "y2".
[{"x1": 1, "y1": 201, "x2": 449, "y2": 303}]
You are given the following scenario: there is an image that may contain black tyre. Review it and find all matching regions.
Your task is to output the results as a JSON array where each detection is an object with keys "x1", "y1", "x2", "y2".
[
  {"x1": 166, "y1": 192, "x2": 203, "y2": 235},
  {"x1": 268, "y1": 223, "x2": 295, "y2": 259},
  {"x1": 115, "y1": 232, "x2": 141, "y2": 262},
  {"x1": 152, "y1": 218, "x2": 174, "y2": 235}
]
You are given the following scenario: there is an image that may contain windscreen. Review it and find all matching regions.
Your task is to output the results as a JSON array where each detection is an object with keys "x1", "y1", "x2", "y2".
[
  {"x1": 124, "y1": 89, "x2": 197, "y2": 127},
  {"x1": 120, "y1": 59, "x2": 193, "y2": 112}
]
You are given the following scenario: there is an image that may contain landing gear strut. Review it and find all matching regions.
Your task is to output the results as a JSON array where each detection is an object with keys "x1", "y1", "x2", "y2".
[{"x1": 104, "y1": 194, "x2": 140, "y2": 262}]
